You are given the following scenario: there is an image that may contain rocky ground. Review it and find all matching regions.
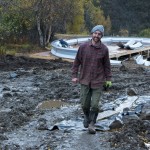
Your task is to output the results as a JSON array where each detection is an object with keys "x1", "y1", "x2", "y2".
[{"x1": 0, "y1": 54, "x2": 150, "y2": 150}]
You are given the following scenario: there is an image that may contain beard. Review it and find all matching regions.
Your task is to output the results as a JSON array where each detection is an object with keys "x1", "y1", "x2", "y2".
[{"x1": 92, "y1": 36, "x2": 100, "y2": 43}]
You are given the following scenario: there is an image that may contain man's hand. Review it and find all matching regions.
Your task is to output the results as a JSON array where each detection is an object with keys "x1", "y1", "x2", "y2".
[
  {"x1": 103, "y1": 81, "x2": 112, "y2": 91},
  {"x1": 105, "y1": 81, "x2": 112, "y2": 88},
  {"x1": 72, "y1": 78, "x2": 79, "y2": 84}
]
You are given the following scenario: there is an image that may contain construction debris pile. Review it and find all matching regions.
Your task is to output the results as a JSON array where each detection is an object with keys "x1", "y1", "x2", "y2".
[{"x1": 117, "y1": 40, "x2": 143, "y2": 50}]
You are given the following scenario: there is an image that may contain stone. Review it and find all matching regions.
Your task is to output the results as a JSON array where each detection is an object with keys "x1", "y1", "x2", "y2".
[
  {"x1": 127, "y1": 88, "x2": 138, "y2": 96},
  {"x1": 0, "y1": 134, "x2": 8, "y2": 140},
  {"x1": 109, "y1": 119, "x2": 123, "y2": 130},
  {"x1": 122, "y1": 114, "x2": 140, "y2": 124},
  {"x1": 141, "y1": 104, "x2": 150, "y2": 120}
]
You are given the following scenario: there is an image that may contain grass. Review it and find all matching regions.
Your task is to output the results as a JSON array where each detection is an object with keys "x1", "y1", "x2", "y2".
[
  {"x1": 55, "y1": 33, "x2": 90, "y2": 40},
  {"x1": 0, "y1": 44, "x2": 45, "y2": 57}
]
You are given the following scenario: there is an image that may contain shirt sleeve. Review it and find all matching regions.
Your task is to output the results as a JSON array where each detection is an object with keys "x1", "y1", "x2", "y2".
[
  {"x1": 72, "y1": 47, "x2": 82, "y2": 78},
  {"x1": 103, "y1": 47, "x2": 112, "y2": 81}
]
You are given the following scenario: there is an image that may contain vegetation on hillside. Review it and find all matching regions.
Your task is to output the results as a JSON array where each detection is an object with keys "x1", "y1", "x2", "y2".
[
  {"x1": 0, "y1": 0, "x2": 110, "y2": 48},
  {"x1": 0, "y1": 0, "x2": 149, "y2": 50},
  {"x1": 100, "y1": 0, "x2": 150, "y2": 36}
]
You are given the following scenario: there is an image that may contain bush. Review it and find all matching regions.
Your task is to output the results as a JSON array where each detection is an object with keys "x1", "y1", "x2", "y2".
[
  {"x1": 0, "y1": 46, "x2": 17, "y2": 56},
  {"x1": 0, "y1": 44, "x2": 43, "y2": 55},
  {"x1": 138, "y1": 28, "x2": 150, "y2": 37},
  {"x1": 119, "y1": 29, "x2": 129, "y2": 37},
  {"x1": 0, "y1": 46, "x2": 6, "y2": 55}
]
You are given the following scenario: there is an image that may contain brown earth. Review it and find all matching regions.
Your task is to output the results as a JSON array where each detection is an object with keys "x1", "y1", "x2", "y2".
[{"x1": 0, "y1": 54, "x2": 150, "y2": 150}]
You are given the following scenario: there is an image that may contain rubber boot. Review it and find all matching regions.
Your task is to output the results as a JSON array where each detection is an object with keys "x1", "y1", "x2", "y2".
[
  {"x1": 88, "y1": 111, "x2": 98, "y2": 134},
  {"x1": 83, "y1": 115, "x2": 89, "y2": 128},
  {"x1": 93, "y1": 112, "x2": 98, "y2": 123},
  {"x1": 88, "y1": 121, "x2": 96, "y2": 134},
  {"x1": 83, "y1": 110, "x2": 90, "y2": 128}
]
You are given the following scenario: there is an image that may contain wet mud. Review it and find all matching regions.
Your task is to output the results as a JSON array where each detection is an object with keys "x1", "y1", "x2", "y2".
[{"x1": 0, "y1": 55, "x2": 150, "y2": 150}]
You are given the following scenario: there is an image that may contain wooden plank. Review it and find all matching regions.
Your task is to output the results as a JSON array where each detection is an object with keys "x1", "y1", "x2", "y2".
[{"x1": 109, "y1": 46, "x2": 150, "y2": 59}]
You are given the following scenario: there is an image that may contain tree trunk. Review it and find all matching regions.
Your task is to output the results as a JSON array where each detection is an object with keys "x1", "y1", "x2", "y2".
[
  {"x1": 46, "y1": 25, "x2": 52, "y2": 45},
  {"x1": 36, "y1": 15, "x2": 44, "y2": 47}
]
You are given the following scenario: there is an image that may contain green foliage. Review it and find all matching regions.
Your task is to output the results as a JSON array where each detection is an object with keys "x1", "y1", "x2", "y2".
[
  {"x1": 0, "y1": 0, "x2": 35, "y2": 43},
  {"x1": 0, "y1": 43, "x2": 42, "y2": 56},
  {"x1": 67, "y1": 15, "x2": 85, "y2": 33},
  {"x1": 100, "y1": 0, "x2": 150, "y2": 35},
  {"x1": 16, "y1": 44, "x2": 42, "y2": 53},
  {"x1": 0, "y1": 46, "x2": 6, "y2": 55},
  {"x1": 119, "y1": 29, "x2": 129, "y2": 37},
  {"x1": 0, "y1": 0, "x2": 112, "y2": 46},
  {"x1": 66, "y1": 0, "x2": 85, "y2": 34},
  {"x1": 92, "y1": 0, "x2": 100, "y2": 6},
  {"x1": 0, "y1": 45, "x2": 18, "y2": 57},
  {"x1": 84, "y1": 0, "x2": 111, "y2": 34},
  {"x1": 1, "y1": 0, "x2": 149, "y2": 47},
  {"x1": 138, "y1": 29, "x2": 150, "y2": 37},
  {"x1": 105, "y1": 16, "x2": 111, "y2": 35}
]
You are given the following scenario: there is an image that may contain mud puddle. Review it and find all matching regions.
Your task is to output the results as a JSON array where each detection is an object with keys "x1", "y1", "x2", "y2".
[{"x1": 36, "y1": 100, "x2": 68, "y2": 110}]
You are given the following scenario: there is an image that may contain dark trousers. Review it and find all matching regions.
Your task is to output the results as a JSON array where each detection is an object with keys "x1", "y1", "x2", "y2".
[{"x1": 80, "y1": 84, "x2": 102, "y2": 113}]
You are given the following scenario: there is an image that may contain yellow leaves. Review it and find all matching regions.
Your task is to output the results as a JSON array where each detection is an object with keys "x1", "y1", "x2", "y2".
[
  {"x1": 67, "y1": 13, "x2": 85, "y2": 34},
  {"x1": 71, "y1": 15, "x2": 85, "y2": 33}
]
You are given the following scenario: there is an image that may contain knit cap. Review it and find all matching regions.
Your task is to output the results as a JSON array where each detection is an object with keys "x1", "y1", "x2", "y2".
[{"x1": 91, "y1": 25, "x2": 104, "y2": 35}]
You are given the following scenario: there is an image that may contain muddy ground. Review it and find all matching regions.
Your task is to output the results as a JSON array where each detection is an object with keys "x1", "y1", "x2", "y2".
[{"x1": 0, "y1": 54, "x2": 150, "y2": 150}]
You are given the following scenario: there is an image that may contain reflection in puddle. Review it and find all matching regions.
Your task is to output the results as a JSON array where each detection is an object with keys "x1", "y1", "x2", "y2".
[{"x1": 36, "y1": 100, "x2": 68, "y2": 110}]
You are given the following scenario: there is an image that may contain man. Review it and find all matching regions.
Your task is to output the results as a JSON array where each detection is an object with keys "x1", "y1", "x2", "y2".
[{"x1": 72, "y1": 25, "x2": 112, "y2": 134}]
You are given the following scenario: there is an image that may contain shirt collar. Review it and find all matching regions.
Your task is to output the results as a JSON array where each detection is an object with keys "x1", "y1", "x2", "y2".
[{"x1": 89, "y1": 40, "x2": 102, "y2": 49}]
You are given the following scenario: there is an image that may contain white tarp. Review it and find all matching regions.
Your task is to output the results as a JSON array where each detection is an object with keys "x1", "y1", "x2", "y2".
[{"x1": 134, "y1": 55, "x2": 150, "y2": 66}]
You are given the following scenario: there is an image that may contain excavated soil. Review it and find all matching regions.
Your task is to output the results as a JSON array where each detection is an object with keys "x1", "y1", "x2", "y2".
[{"x1": 0, "y1": 54, "x2": 150, "y2": 150}]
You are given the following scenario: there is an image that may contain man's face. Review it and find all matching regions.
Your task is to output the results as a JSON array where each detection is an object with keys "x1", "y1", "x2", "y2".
[{"x1": 92, "y1": 31, "x2": 102, "y2": 43}]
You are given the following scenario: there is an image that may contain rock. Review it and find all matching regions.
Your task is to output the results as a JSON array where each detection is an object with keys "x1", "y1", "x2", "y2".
[
  {"x1": 2, "y1": 86, "x2": 10, "y2": 91},
  {"x1": 135, "y1": 104, "x2": 143, "y2": 115},
  {"x1": 127, "y1": 88, "x2": 138, "y2": 96},
  {"x1": 0, "y1": 108, "x2": 11, "y2": 113},
  {"x1": 140, "y1": 104, "x2": 150, "y2": 120},
  {"x1": 3, "y1": 92, "x2": 13, "y2": 97},
  {"x1": 36, "y1": 118, "x2": 48, "y2": 130},
  {"x1": 9, "y1": 72, "x2": 18, "y2": 78},
  {"x1": 0, "y1": 134, "x2": 8, "y2": 140},
  {"x1": 143, "y1": 120, "x2": 150, "y2": 128},
  {"x1": 119, "y1": 65, "x2": 127, "y2": 71},
  {"x1": 122, "y1": 107, "x2": 130, "y2": 115},
  {"x1": 122, "y1": 114, "x2": 140, "y2": 123},
  {"x1": 109, "y1": 119, "x2": 123, "y2": 130}
]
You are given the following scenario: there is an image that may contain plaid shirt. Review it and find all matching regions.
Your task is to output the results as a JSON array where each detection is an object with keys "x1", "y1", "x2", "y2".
[{"x1": 72, "y1": 40, "x2": 112, "y2": 89}]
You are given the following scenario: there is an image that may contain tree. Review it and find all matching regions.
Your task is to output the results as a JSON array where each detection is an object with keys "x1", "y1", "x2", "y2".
[
  {"x1": 84, "y1": 0, "x2": 111, "y2": 34},
  {"x1": 66, "y1": 0, "x2": 85, "y2": 33},
  {"x1": 139, "y1": 28, "x2": 150, "y2": 37},
  {"x1": 0, "y1": 0, "x2": 34, "y2": 43},
  {"x1": 0, "y1": 0, "x2": 113, "y2": 47},
  {"x1": 100, "y1": 0, "x2": 150, "y2": 35},
  {"x1": 33, "y1": 0, "x2": 86, "y2": 47}
]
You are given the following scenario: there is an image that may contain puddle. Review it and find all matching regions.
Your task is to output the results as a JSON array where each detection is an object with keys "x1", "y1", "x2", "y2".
[{"x1": 36, "y1": 100, "x2": 68, "y2": 110}]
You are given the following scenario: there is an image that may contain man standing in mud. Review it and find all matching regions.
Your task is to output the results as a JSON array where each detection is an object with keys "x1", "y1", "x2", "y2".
[{"x1": 72, "y1": 25, "x2": 112, "y2": 134}]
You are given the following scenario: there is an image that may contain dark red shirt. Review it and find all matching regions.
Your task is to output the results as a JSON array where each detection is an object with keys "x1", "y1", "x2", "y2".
[{"x1": 72, "y1": 40, "x2": 112, "y2": 89}]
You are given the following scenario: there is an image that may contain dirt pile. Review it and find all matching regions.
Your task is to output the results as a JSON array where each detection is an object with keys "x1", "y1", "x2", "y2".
[{"x1": 109, "y1": 119, "x2": 150, "y2": 150}]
